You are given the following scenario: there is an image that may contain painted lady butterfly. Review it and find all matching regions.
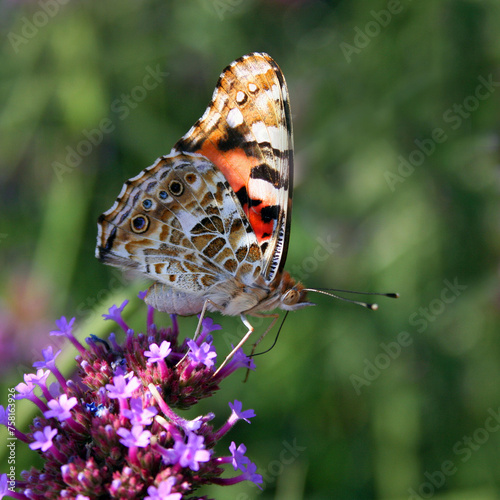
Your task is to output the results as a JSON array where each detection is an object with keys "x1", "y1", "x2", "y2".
[{"x1": 96, "y1": 53, "x2": 396, "y2": 369}]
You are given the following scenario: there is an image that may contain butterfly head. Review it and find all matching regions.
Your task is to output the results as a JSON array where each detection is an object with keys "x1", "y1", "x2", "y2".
[{"x1": 279, "y1": 272, "x2": 315, "y2": 311}]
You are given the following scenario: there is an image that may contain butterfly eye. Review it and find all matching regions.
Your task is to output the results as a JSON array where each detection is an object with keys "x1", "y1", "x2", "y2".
[
  {"x1": 131, "y1": 215, "x2": 149, "y2": 233},
  {"x1": 169, "y1": 180, "x2": 184, "y2": 197},
  {"x1": 159, "y1": 190, "x2": 168, "y2": 200},
  {"x1": 142, "y1": 199, "x2": 153, "y2": 210},
  {"x1": 282, "y1": 288, "x2": 299, "y2": 306}
]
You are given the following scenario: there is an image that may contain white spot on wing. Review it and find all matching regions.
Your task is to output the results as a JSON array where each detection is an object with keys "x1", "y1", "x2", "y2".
[
  {"x1": 248, "y1": 178, "x2": 279, "y2": 200},
  {"x1": 200, "y1": 105, "x2": 211, "y2": 121},
  {"x1": 269, "y1": 84, "x2": 280, "y2": 101},
  {"x1": 248, "y1": 83, "x2": 258, "y2": 93},
  {"x1": 236, "y1": 91, "x2": 246, "y2": 103},
  {"x1": 226, "y1": 107, "x2": 244, "y2": 128},
  {"x1": 251, "y1": 122, "x2": 283, "y2": 149},
  {"x1": 186, "y1": 173, "x2": 202, "y2": 191},
  {"x1": 176, "y1": 209, "x2": 200, "y2": 234}
]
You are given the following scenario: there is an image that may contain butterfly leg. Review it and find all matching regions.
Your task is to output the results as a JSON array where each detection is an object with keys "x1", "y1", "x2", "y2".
[
  {"x1": 242, "y1": 312, "x2": 280, "y2": 382},
  {"x1": 248, "y1": 313, "x2": 280, "y2": 357},
  {"x1": 176, "y1": 299, "x2": 217, "y2": 368},
  {"x1": 192, "y1": 299, "x2": 211, "y2": 342},
  {"x1": 212, "y1": 314, "x2": 254, "y2": 377}
]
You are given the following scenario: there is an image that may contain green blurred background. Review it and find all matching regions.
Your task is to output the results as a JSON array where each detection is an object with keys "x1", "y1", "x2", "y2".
[{"x1": 1, "y1": 1, "x2": 500, "y2": 499}]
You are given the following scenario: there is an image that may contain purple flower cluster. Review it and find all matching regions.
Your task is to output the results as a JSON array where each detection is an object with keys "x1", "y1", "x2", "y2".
[{"x1": 0, "y1": 296, "x2": 262, "y2": 499}]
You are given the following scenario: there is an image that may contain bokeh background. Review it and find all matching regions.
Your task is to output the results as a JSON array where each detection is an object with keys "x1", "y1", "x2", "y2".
[{"x1": 1, "y1": 1, "x2": 500, "y2": 499}]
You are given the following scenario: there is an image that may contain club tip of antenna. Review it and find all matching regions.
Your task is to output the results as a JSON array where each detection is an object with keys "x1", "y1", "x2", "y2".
[
  {"x1": 367, "y1": 303, "x2": 379, "y2": 311},
  {"x1": 387, "y1": 292, "x2": 400, "y2": 299}
]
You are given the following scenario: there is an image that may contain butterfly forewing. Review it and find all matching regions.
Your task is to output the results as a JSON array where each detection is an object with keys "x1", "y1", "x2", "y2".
[{"x1": 173, "y1": 52, "x2": 293, "y2": 282}]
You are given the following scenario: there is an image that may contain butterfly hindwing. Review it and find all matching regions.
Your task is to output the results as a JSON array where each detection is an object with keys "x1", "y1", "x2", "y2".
[
  {"x1": 96, "y1": 153, "x2": 262, "y2": 298},
  {"x1": 173, "y1": 52, "x2": 293, "y2": 283}
]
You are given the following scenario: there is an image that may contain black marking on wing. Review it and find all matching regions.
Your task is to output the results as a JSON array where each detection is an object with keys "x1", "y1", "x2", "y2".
[
  {"x1": 235, "y1": 186, "x2": 263, "y2": 209},
  {"x1": 260, "y1": 205, "x2": 280, "y2": 223},
  {"x1": 250, "y1": 163, "x2": 282, "y2": 188},
  {"x1": 98, "y1": 226, "x2": 117, "y2": 261},
  {"x1": 217, "y1": 127, "x2": 246, "y2": 152}
]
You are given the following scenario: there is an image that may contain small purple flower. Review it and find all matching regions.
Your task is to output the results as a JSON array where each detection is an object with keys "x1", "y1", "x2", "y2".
[
  {"x1": 48, "y1": 381, "x2": 62, "y2": 399},
  {"x1": 164, "y1": 432, "x2": 211, "y2": 471},
  {"x1": 0, "y1": 405, "x2": 30, "y2": 443},
  {"x1": 50, "y1": 316, "x2": 75, "y2": 337},
  {"x1": 0, "y1": 474, "x2": 9, "y2": 498},
  {"x1": 229, "y1": 442, "x2": 251, "y2": 471},
  {"x1": 216, "y1": 346, "x2": 256, "y2": 379},
  {"x1": 117, "y1": 425, "x2": 152, "y2": 448},
  {"x1": 145, "y1": 341, "x2": 172, "y2": 363},
  {"x1": 183, "y1": 415, "x2": 204, "y2": 432},
  {"x1": 229, "y1": 400, "x2": 256, "y2": 424},
  {"x1": 102, "y1": 300, "x2": 130, "y2": 332},
  {"x1": 103, "y1": 300, "x2": 129, "y2": 321},
  {"x1": 231, "y1": 346, "x2": 256, "y2": 370},
  {"x1": 44, "y1": 394, "x2": 77, "y2": 421},
  {"x1": 49, "y1": 315, "x2": 87, "y2": 355},
  {"x1": 199, "y1": 316, "x2": 222, "y2": 338},
  {"x1": 240, "y1": 462, "x2": 263, "y2": 488},
  {"x1": 29, "y1": 426, "x2": 58, "y2": 452},
  {"x1": 24, "y1": 369, "x2": 53, "y2": 401},
  {"x1": 187, "y1": 339, "x2": 217, "y2": 369},
  {"x1": 14, "y1": 381, "x2": 35, "y2": 399},
  {"x1": 0, "y1": 406, "x2": 9, "y2": 426},
  {"x1": 33, "y1": 346, "x2": 61, "y2": 369},
  {"x1": 106, "y1": 374, "x2": 141, "y2": 400},
  {"x1": 25, "y1": 368, "x2": 50, "y2": 386},
  {"x1": 122, "y1": 397, "x2": 158, "y2": 426},
  {"x1": 145, "y1": 477, "x2": 182, "y2": 500},
  {"x1": 214, "y1": 400, "x2": 256, "y2": 441}
]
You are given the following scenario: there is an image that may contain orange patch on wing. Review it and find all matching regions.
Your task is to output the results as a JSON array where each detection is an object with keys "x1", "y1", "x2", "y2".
[
  {"x1": 198, "y1": 141, "x2": 257, "y2": 192},
  {"x1": 248, "y1": 211, "x2": 274, "y2": 243},
  {"x1": 197, "y1": 140, "x2": 276, "y2": 245}
]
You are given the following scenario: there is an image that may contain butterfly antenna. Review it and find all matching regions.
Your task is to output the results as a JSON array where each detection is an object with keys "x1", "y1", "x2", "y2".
[
  {"x1": 250, "y1": 311, "x2": 289, "y2": 358},
  {"x1": 303, "y1": 288, "x2": 399, "y2": 311}
]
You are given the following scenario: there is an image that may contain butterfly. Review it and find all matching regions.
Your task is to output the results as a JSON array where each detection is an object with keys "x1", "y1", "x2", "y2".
[{"x1": 96, "y1": 53, "x2": 395, "y2": 370}]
